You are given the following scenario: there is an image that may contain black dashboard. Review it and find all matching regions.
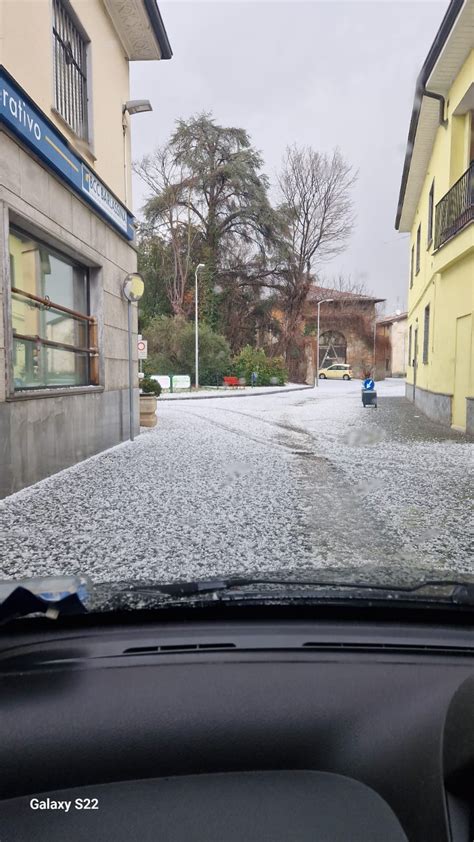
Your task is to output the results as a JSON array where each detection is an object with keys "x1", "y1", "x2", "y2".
[{"x1": 0, "y1": 611, "x2": 473, "y2": 841}]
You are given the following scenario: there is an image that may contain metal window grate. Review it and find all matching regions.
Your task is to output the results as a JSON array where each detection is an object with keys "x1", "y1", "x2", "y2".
[
  {"x1": 434, "y1": 163, "x2": 474, "y2": 250},
  {"x1": 53, "y1": 0, "x2": 88, "y2": 140}
]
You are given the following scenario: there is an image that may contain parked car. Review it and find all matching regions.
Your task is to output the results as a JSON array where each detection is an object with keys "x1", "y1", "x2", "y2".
[{"x1": 318, "y1": 364, "x2": 353, "y2": 380}]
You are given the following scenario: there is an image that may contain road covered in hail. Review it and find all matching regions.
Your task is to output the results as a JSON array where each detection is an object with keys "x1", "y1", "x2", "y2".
[{"x1": 0, "y1": 379, "x2": 472, "y2": 586}]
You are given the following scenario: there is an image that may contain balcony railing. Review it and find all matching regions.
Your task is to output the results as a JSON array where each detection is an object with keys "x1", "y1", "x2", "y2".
[{"x1": 434, "y1": 162, "x2": 474, "y2": 250}]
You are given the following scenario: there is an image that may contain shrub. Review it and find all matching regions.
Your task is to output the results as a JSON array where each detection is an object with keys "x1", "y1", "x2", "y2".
[
  {"x1": 231, "y1": 346, "x2": 288, "y2": 386},
  {"x1": 143, "y1": 316, "x2": 232, "y2": 386},
  {"x1": 140, "y1": 374, "x2": 162, "y2": 396}
]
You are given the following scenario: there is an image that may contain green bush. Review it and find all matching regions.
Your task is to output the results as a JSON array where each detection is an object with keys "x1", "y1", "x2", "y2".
[
  {"x1": 231, "y1": 346, "x2": 288, "y2": 386},
  {"x1": 143, "y1": 316, "x2": 231, "y2": 386},
  {"x1": 140, "y1": 374, "x2": 162, "y2": 396}
]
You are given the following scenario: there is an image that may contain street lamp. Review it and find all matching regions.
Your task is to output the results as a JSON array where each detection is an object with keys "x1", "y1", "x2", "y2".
[
  {"x1": 194, "y1": 263, "x2": 205, "y2": 389},
  {"x1": 122, "y1": 272, "x2": 145, "y2": 442},
  {"x1": 316, "y1": 299, "x2": 334, "y2": 387}
]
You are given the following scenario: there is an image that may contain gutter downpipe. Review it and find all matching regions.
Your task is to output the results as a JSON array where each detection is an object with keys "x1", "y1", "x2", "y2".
[
  {"x1": 394, "y1": 0, "x2": 464, "y2": 230},
  {"x1": 423, "y1": 88, "x2": 448, "y2": 128},
  {"x1": 395, "y1": 81, "x2": 449, "y2": 229}
]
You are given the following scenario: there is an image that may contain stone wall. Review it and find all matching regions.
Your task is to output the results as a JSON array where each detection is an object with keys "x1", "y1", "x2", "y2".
[
  {"x1": 467, "y1": 398, "x2": 474, "y2": 436},
  {"x1": 405, "y1": 382, "x2": 453, "y2": 427},
  {"x1": 0, "y1": 129, "x2": 139, "y2": 496},
  {"x1": 0, "y1": 388, "x2": 140, "y2": 497}
]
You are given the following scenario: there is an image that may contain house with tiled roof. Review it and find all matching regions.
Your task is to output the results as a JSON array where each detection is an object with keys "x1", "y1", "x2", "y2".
[{"x1": 376, "y1": 312, "x2": 409, "y2": 378}]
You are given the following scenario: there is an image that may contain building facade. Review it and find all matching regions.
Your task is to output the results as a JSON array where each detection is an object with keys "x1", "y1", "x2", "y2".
[
  {"x1": 376, "y1": 313, "x2": 408, "y2": 378},
  {"x1": 302, "y1": 286, "x2": 385, "y2": 383},
  {"x1": 396, "y1": 0, "x2": 473, "y2": 433},
  {"x1": 0, "y1": 0, "x2": 171, "y2": 496}
]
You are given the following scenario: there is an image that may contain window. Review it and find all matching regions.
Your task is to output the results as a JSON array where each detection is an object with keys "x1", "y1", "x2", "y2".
[
  {"x1": 53, "y1": 0, "x2": 89, "y2": 140},
  {"x1": 410, "y1": 246, "x2": 414, "y2": 287},
  {"x1": 408, "y1": 325, "x2": 412, "y2": 366},
  {"x1": 423, "y1": 305, "x2": 430, "y2": 364},
  {"x1": 415, "y1": 224, "x2": 421, "y2": 274},
  {"x1": 427, "y1": 181, "x2": 434, "y2": 246},
  {"x1": 9, "y1": 229, "x2": 97, "y2": 390}
]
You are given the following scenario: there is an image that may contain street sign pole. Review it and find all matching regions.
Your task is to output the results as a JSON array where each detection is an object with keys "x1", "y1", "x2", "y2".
[
  {"x1": 195, "y1": 275, "x2": 199, "y2": 389},
  {"x1": 194, "y1": 264, "x2": 205, "y2": 389},
  {"x1": 316, "y1": 302, "x2": 321, "y2": 389},
  {"x1": 127, "y1": 300, "x2": 134, "y2": 441},
  {"x1": 122, "y1": 272, "x2": 144, "y2": 443}
]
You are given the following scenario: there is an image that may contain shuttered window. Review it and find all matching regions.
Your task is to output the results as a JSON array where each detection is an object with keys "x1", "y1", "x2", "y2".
[
  {"x1": 427, "y1": 181, "x2": 434, "y2": 246},
  {"x1": 415, "y1": 224, "x2": 421, "y2": 274},
  {"x1": 423, "y1": 305, "x2": 430, "y2": 364}
]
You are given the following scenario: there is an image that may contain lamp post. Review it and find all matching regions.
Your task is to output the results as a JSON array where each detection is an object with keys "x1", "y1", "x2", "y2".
[
  {"x1": 373, "y1": 319, "x2": 377, "y2": 375},
  {"x1": 194, "y1": 263, "x2": 205, "y2": 389},
  {"x1": 316, "y1": 299, "x2": 334, "y2": 387},
  {"x1": 122, "y1": 273, "x2": 145, "y2": 441}
]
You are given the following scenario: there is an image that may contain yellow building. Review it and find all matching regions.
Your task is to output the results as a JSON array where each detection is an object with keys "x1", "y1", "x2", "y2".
[
  {"x1": 396, "y1": 0, "x2": 473, "y2": 434},
  {"x1": 0, "y1": 1, "x2": 172, "y2": 495}
]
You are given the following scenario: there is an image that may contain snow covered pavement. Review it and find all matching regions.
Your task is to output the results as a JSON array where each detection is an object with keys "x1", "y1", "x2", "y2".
[{"x1": 1, "y1": 379, "x2": 472, "y2": 585}]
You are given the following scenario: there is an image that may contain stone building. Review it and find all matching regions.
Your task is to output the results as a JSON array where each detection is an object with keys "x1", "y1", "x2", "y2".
[
  {"x1": 0, "y1": 0, "x2": 172, "y2": 496},
  {"x1": 302, "y1": 286, "x2": 385, "y2": 383},
  {"x1": 376, "y1": 312, "x2": 408, "y2": 378}
]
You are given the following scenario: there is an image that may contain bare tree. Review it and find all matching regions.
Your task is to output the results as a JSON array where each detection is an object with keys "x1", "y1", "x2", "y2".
[
  {"x1": 271, "y1": 146, "x2": 357, "y2": 373},
  {"x1": 134, "y1": 146, "x2": 201, "y2": 317},
  {"x1": 329, "y1": 273, "x2": 371, "y2": 297}
]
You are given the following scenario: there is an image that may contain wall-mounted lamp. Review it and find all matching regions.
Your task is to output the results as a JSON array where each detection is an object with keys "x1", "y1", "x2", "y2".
[{"x1": 122, "y1": 101, "x2": 153, "y2": 205}]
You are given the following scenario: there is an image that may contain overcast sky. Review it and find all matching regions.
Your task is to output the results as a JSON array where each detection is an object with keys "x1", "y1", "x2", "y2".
[{"x1": 130, "y1": 0, "x2": 446, "y2": 312}]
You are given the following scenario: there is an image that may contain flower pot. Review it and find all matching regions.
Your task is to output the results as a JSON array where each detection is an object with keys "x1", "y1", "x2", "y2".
[{"x1": 139, "y1": 394, "x2": 158, "y2": 427}]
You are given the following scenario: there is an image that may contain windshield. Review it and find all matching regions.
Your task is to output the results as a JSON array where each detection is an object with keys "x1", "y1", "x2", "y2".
[{"x1": 0, "y1": 0, "x2": 473, "y2": 612}]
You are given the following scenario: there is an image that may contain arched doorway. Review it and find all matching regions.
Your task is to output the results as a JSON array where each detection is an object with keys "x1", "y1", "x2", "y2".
[{"x1": 319, "y1": 330, "x2": 347, "y2": 367}]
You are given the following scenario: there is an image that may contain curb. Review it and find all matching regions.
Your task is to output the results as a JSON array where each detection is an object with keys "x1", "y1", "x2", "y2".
[{"x1": 159, "y1": 385, "x2": 314, "y2": 401}]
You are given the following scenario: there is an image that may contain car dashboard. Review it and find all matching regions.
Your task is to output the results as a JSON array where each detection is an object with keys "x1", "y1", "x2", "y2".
[{"x1": 0, "y1": 610, "x2": 473, "y2": 841}]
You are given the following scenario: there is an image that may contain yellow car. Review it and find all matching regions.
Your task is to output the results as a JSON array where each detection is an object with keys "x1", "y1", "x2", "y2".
[{"x1": 318, "y1": 364, "x2": 353, "y2": 381}]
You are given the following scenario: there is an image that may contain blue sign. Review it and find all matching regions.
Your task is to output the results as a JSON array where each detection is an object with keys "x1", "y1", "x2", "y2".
[{"x1": 0, "y1": 66, "x2": 134, "y2": 240}]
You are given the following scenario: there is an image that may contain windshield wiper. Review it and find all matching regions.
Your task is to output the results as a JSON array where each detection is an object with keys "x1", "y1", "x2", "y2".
[{"x1": 115, "y1": 576, "x2": 474, "y2": 607}]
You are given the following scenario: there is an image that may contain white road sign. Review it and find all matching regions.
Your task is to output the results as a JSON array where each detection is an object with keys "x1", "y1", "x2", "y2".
[
  {"x1": 152, "y1": 375, "x2": 171, "y2": 389},
  {"x1": 137, "y1": 339, "x2": 148, "y2": 360},
  {"x1": 172, "y1": 375, "x2": 191, "y2": 389}
]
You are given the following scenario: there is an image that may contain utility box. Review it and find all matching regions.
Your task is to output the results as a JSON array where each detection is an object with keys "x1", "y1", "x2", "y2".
[{"x1": 362, "y1": 389, "x2": 377, "y2": 408}]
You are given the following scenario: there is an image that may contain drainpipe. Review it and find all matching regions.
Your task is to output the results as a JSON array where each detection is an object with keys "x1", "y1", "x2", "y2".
[
  {"x1": 423, "y1": 88, "x2": 448, "y2": 128},
  {"x1": 122, "y1": 122, "x2": 128, "y2": 207}
]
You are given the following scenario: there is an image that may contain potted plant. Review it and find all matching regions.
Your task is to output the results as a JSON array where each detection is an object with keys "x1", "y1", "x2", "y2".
[{"x1": 139, "y1": 375, "x2": 161, "y2": 427}]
